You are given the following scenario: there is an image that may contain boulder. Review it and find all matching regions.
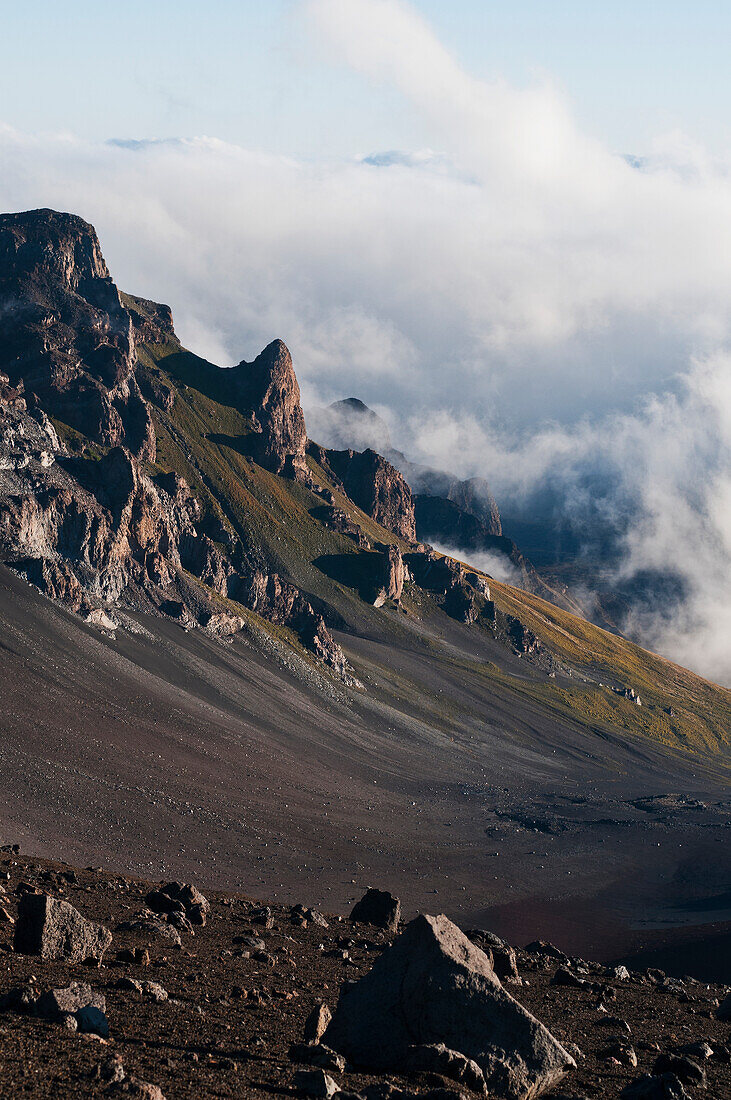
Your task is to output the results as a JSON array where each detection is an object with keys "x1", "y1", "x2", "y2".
[
  {"x1": 77, "y1": 1004, "x2": 110, "y2": 1038},
  {"x1": 324, "y1": 913, "x2": 574, "y2": 1100},
  {"x1": 350, "y1": 888, "x2": 401, "y2": 933},
  {"x1": 35, "y1": 982, "x2": 106, "y2": 1023},
  {"x1": 293, "y1": 1069, "x2": 340, "y2": 1098},
  {"x1": 716, "y1": 990, "x2": 731, "y2": 1020},
  {"x1": 14, "y1": 894, "x2": 112, "y2": 964}
]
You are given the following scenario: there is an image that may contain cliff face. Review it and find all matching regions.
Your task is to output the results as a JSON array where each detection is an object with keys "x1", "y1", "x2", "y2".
[
  {"x1": 230, "y1": 340, "x2": 308, "y2": 479},
  {"x1": 0, "y1": 210, "x2": 154, "y2": 461},
  {"x1": 310, "y1": 445, "x2": 417, "y2": 542}
]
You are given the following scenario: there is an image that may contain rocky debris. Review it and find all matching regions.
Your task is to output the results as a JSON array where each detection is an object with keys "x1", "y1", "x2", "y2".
[
  {"x1": 349, "y1": 889, "x2": 401, "y2": 934},
  {"x1": 0, "y1": 983, "x2": 39, "y2": 1013},
  {"x1": 85, "y1": 607, "x2": 119, "y2": 631},
  {"x1": 35, "y1": 981, "x2": 105, "y2": 1023},
  {"x1": 76, "y1": 1003, "x2": 109, "y2": 1037},
  {"x1": 1, "y1": 855, "x2": 731, "y2": 1099},
  {"x1": 109, "y1": 1078, "x2": 166, "y2": 1099},
  {"x1": 310, "y1": 444, "x2": 416, "y2": 541},
  {"x1": 14, "y1": 893, "x2": 112, "y2": 964},
  {"x1": 404, "y1": 1043, "x2": 487, "y2": 1095},
  {"x1": 325, "y1": 913, "x2": 575, "y2": 1100},
  {"x1": 233, "y1": 569, "x2": 351, "y2": 677},
  {"x1": 145, "y1": 882, "x2": 209, "y2": 928},
  {"x1": 304, "y1": 1002, "x2": 333, "y2": 1043},
  {"x1": 506, "y1": 616, "x2": 539, "y2": 656},
  {"x1": 203, "y1": 610, "x2": 245, "y2": 637},
  {"x1": 116, "y1": 917, "x2": 182, "y2": 947},
  {"x1": 319, "y1": 505, "x2": 371, "y2": 549},
  {"x1": 551, "y1": 966, "x2": 587, "y2": 988},
  {"x1": 524, "y1": 941, "x2": 571, "y2": 965},
  {"x1": 616, "y1": 687, "x2": 643, "y2": 707},
  {"x1": 291, "y1": 904, "x2": 329, "y2": 929},
  {"x1": 443, "y1": 580, "x2": 477, "y2": 624},
  {"x1": 0, "y1": 209, "x2": 154, "y2": 460},
  {"x1": 716, "y1": 990, "x2": 731, "y2": 1019}
]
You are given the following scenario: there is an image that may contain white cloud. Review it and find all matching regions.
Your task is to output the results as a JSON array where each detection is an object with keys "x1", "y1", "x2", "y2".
[{"x1": 1, "y1": 0, "x2": 731, "y2": 682}]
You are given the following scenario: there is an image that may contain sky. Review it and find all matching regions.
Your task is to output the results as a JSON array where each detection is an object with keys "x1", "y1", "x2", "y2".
[
  {"x1": 3, "y1": 1, "x2": 731, "y2": 157},
  {"x1": 1, "y1": 0, "x2": 731, "y2": 684}
]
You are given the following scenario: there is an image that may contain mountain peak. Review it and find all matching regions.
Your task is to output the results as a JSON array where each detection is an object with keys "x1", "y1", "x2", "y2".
[
  {"x1": 0, "y1": 207, "x2": 154, "y2": 459},
  {"x1": 234, "y1": 338, "x2": 307, "y2": 478}
]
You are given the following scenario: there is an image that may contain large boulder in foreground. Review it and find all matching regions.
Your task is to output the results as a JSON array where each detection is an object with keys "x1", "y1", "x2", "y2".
[
  {"x1": 14, "y1": 894, "x2": 112, "y2": 965},
  {"x1": 324, "y1": 913, "x2": 574, "y2": 1100}
]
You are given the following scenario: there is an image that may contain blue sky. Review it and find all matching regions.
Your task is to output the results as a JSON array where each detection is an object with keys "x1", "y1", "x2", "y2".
[{"x1": 2, "y1": 1, "x2": 730, "y2": 157}]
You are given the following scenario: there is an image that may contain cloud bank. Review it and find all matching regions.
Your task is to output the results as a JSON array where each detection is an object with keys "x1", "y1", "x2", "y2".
[{"x1": 1, "y1": 0, "x2": 730, "y2": 683}]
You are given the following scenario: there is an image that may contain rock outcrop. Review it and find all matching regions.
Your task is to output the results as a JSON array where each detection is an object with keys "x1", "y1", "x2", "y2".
[
  {"x1": 231, "y1": 340, "x2": 308, "y2": 479},
  {"x1": 324, "y1": 913, "x2": 575, "y2": 1100},
  {"x1": 309, "y1": 444, "x2": 416, "y2": 542},
  {"x1": 0, "y1": 209, "x2": 154, "y2": 460}
]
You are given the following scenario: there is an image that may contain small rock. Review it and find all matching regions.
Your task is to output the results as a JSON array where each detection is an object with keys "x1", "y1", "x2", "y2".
[
  {"x1": 597, "y1": 1015, "x2": 632, "y2": 1035},
  {"x1": 304, "y1": 1002, "x2": 333, "y2": 1043},
  {"x1": 109, "y1": 1077, "x2": 166, "y2": 1099},
  {"x1": 551, "y1": 966, "x2": 586, "y2": 988},
  {"x1": 0, "y1": 983, "x2": 38, "y2": 1014},
  {"x1": 294, "y1": 1068, "x2": 340, "y2": 1098},
  {"x1": 141, "y1": 981, "x2": 168, "y2": 1002},
  {"x1": 677, "y1": 1040, "x2": 713, "y2": 1060}
]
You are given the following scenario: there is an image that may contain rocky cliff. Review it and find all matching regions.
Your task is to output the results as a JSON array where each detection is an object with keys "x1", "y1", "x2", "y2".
[
  {"x1": 230, "y1": 340, "x2": 308, "y2": 479},
  {"x1": 0, "y1": 211, "x2": 348, "y2": 676},
  {"x1": 308, "y1": 444, "x2": 416, "y2": 542},
  {"x1": 0, "y1": 210, "x2": 154, "y2": 461}
]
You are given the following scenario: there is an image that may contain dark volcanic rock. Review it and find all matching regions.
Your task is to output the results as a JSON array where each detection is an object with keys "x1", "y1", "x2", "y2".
[
  {"x1": 325, "y1": 913, "x2": 575, "y2": 1100},
  {"x1": 0, "y1": 209, "x2": 154, "y2": 460},
  {"x1": 14, "y1": 893, "x2": 112, "y2": 964},
  {"x1": 350, "y1": 888, "x2": 401, "y2": 933}
]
